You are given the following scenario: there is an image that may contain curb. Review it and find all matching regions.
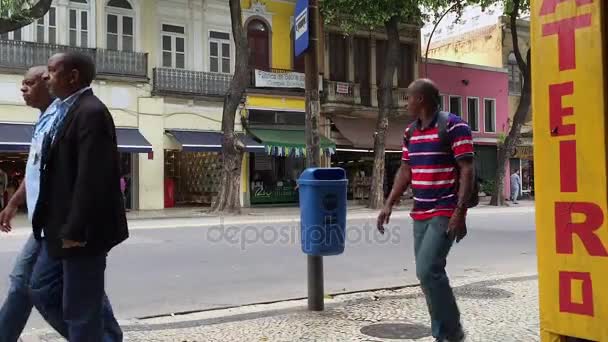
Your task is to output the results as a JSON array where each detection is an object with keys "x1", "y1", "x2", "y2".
[{"x1": 2, "y1": 206, "x2": 535, "y2": 238}]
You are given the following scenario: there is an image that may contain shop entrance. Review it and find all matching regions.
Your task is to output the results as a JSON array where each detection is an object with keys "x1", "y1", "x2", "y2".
[{"x1": 249, "y1": 153, "x2": 304, "y2": 205}]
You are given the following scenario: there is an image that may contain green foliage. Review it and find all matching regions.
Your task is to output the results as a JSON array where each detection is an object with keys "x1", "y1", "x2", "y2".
[
  {"x1": 497, "y1": 132, "x2": 507, "y2": 145},
  {"x1": 1, "y1": 0, "x2": 51, "y2": 34},
  {"x1": 423, "y1": 0, "x2": 530, "y2": 20},
  {"x1": 481, "y1": 179, "x2": 496, "y2": 196},
  {"x1": 0, "y1": 0, "x2": 33, "y2": 18},
  {"x1": 320, "y1": 0, "x2": 530, "y2": 36},
  {"x1": 320, "y1": 0, "x2": 424, "y2": 32}
]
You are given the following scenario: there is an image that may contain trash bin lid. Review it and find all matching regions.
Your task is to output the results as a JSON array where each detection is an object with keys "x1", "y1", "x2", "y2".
[{"x1": 298, "y1": 168, "x2": 347, "y2": 184}]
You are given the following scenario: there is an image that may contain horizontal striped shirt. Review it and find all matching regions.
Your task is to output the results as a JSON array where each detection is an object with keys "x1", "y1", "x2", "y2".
[{"x1": 402, "y1": 113, "x2": 474, "y2": 220}]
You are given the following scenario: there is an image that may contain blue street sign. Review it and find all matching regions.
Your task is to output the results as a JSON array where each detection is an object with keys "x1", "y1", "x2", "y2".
[{"x1": 294, "y1": 0, "x2": 309, "y2": 57}]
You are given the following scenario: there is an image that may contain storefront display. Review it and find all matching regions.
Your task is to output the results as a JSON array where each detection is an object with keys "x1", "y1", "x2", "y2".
[
  {"x1": 0, "y1": 153, "x2": 27, "y2": 211},
  {"x1": 165, "y1": 151, "x2": 222, "y2": 206},
  {"x1": 250, "y1": 153, "x2": 303, "y2": 205},
  {"x1": 331, "y1": 151, "x2": 402, "y2": 201}
]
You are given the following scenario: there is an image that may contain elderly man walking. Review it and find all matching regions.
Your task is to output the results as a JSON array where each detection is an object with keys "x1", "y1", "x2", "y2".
[{"x1": 29, "y1": 52, "x2": 128, "y2": 342}]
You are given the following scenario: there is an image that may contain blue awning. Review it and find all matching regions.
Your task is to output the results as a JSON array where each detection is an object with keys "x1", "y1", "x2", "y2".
[
  {"x1": 0, "y1": 123, "x2": 33, "y2": 152},
  {"x1": 167, "y1": 130, "x2": 265, "y2": 152},
  {"x1": 0, "y1": 123, "x2": 151, "y2": 153},
  {"x1": 115, "y1": 128, "x2": 153, "y2": 153}
]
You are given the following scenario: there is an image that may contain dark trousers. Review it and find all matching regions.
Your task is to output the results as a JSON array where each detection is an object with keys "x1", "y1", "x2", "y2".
[{"x1": 30, "y1": 240, "x2": 122, "y2": 342}]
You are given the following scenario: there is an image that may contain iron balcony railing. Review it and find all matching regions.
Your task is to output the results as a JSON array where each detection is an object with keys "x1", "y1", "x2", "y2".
[
  {"x1": 0, "y1": 39, "x2": 148, "y2": 79},
  {"x1": 153, "y1": 68, "x2": 232, "y2": 97}
]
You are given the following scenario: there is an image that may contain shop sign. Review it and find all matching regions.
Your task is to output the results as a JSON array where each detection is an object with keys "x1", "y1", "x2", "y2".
[
  {"x1": 514, "y1": 146, "x2": 533, "y2": 160},
  {"x1": 336, "y1": 82, "x2": 350, "y2": 94},
  {"x1": 531, "y1": 0, "x2": 608, "y2": 340},
  {"x1": 254, "y1": 69, "x2": 305, "y2": 89},
  {"x1": 251, "y1": 183, "x2": 298, "y2": 204}
]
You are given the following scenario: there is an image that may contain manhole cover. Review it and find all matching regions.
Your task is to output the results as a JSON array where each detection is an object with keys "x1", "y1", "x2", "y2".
[
  {"x1": 360, "y1": 323, "x2": 431, "y2": 339},
  {"x1": 454, "y1": 286, "x2": 513, "y2": 299}
]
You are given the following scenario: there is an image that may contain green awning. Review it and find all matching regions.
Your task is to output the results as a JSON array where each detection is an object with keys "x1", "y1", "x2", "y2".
[{"x1": 248, "y1": 128, "x2": 336, "y2": 157}]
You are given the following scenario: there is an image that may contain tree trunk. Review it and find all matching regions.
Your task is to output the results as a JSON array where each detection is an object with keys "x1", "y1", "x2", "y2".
[
  {"x1": 368, "y1": 16, "x2": 400, "y2": 209},
  {"x1": 0, "y1": 0, "x2": 52, "y2": 34},
  {"x1": 211, "y1": 0, "x2": 250, "y2": 214},
  {"x1": 490, "y1": 48, "x2": 531, "y2": 205},
  {"x1": 490, "y1": 1, "x2": 531, "y2": 206},
  {"x1": 305, "y1": 0, "x2": 321, "y2": 168}
]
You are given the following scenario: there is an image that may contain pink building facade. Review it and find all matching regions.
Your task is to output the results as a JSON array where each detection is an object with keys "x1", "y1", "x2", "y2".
[{"x1": 423, "y1": 58, "x2": 511, "y2": 199}]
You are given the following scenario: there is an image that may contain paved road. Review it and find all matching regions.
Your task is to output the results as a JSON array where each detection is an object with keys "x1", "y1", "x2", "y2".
[{"x1": 0, "y1": 208, "x2": 536, "y2": 333}]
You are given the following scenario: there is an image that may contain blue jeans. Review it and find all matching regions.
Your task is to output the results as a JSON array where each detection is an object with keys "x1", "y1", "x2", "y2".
[
  {"x1": 511, "y1": 187, "x2": 520, "y2": 202},
  {"x1": 414, "y1": 216, "x2": 462, "y2": 340},
  {"x1": 0, "y1": 235, "x2": 68, "y2": 341},
  {"x1": 30, "y1": 241, "x2": 122, "y2": 342}
]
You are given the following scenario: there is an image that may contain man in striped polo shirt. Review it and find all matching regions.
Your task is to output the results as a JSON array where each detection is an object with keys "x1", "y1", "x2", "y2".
[{"x1": 378, "y1": 79, "x2": 475, "y2": 342}]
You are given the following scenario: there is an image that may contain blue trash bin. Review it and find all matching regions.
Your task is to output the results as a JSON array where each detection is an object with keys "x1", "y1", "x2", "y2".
[{"x1": 298, "y1": 168, "x2": 348, "y2": 256}]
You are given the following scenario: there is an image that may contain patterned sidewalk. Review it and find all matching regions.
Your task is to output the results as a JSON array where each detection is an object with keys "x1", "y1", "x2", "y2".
[{"x1": 28, "y1": 272, "x2": 540, "y2": 342}]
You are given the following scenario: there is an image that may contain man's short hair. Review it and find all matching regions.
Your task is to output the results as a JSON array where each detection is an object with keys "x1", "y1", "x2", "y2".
[
  {"x1": 410, "y1": 78, "x2": 441, "y2": 110},
  {"x1": 59, "y1": 52, "x2": 96, "y2": 86},
  {"x1": 26, "y1": 65, "x2": 47, "y2": 79}
]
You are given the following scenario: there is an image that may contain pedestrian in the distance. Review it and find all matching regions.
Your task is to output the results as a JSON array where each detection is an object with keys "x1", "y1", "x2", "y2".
[
  {"x1": 29, "y1": 52, "x2": 127, "y2": 341},
  {"x1": 378, "y1": 79, "x2": 475, "y2": 342},
  {"x1": 510, "y1": 170, "x2": 521, "y2": 204}
]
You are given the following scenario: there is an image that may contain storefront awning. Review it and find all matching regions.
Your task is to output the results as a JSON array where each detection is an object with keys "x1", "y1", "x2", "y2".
[
  {"x1": 0, "y1": 123, "x2": 152, "y2": 153},
  {"x1": 116, "y1": 128, "x2": 153, "y2": 153},
  {"x1": 167, "y1": 130, "x2": 265, "y2": 152},
  {"x1": 248, "y1": 128, "x2": 336, "y2": 157},
  {"x1": 332, "y1": 116, "x2": 411, "y2": 151},
  {"x1": 0, "y1": 123, "x2": 33, "y2": 152}
]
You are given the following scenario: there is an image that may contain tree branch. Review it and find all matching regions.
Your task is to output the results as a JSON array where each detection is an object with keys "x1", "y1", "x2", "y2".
[
  {"x1": 509, "y1": 0, "x2": 528, "y2": 78},
  {"x1": 0, "y1": 0, "x2": 52, "y2": 34}
]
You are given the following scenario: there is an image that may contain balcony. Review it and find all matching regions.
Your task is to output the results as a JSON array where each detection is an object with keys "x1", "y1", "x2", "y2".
[
  {"x1": 0, "y1": 40, "x2": 148, "y2": 80},
  {"x1": 153, "y1": 68, "x2": 232, "y2": 98},
  {"x1": 392, "y1": 87, "x2": 408, "y2": 108},
  {"x1": 323, "y1": 80, "x2": 360, "y2": 106}
]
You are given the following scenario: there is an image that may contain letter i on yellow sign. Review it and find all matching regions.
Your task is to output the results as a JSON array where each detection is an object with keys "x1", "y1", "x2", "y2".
[{"x1": 531, "y1": 0, "x2": 608, "y2": 341}]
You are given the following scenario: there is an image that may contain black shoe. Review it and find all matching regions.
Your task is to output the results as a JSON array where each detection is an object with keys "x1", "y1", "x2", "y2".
[{"x1": 435, "y1": 330, "x2": 466, "y2": 342}]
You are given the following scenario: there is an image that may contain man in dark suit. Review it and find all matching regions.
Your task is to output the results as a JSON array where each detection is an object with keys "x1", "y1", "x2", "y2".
[{"x1": 29, "y1": 52, "x2": 128, "y2": 341}]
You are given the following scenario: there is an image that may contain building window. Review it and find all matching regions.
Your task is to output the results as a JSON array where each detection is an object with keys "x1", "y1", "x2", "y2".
[
  {"x1": 209, "y1": 31, "x2": 231, "y2": 73},
  {"x1": 467, "y1": 97, "x2": 479, "y2": 132},
  {"x1": 449, "y1": 96, "x2": 462, "y2": 116},
  {"x1": 438, "y1": 95, "x2": 445, "y2": 111},
  {"x1": 106, "y1": 0, "x2": 134, "y2": 51},
  {"x1": 0, "y1": 28, "x2": 22, "y2": 41},
  {"x1": 161, "y1": 24, "x2": 186, "y2": 69},
  {"x1": 329, "y1": 33, "x2": 348, "y2": 82},
  {"x1": 398, "y1": 43, "x2": 414, "y2": 88},
  {"x1": 69, "y1": 0, "x2": 90, "y2": 47},
  {"x1": 247, "y1": 19, "x2": 270, "y2": 70},
  {"x1": 484, "y1": 99, "x2": 496, "y2": 133},
  {"x1": 35, "y1": 7, "x2": 57, "y2": 44},
  {"x1": 508, "y1": 52, "x2": 522, "y2": 95}
]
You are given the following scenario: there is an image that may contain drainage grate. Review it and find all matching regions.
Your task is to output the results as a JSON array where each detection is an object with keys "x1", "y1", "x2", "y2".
[{"x1": 360, "y1": 323, "x2": 431, "y2": 339}]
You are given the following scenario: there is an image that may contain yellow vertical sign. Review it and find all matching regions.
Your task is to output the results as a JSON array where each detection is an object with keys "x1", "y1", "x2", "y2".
[{"x1": 532, "y1": 0, "x2": 608, "y2": 340}]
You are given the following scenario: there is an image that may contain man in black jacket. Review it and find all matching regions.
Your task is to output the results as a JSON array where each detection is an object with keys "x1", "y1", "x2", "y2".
[{"x1": 30, "y1": 52, "x2": 128, "y2": 341}]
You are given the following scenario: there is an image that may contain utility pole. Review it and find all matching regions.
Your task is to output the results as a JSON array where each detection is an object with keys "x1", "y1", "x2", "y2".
[{"x1": 304, "y1": 0, "x2": 323, "y2": 311}]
